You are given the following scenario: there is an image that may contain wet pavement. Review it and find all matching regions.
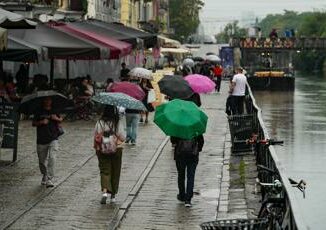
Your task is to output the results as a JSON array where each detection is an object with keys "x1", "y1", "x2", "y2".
[{"x1": 0, "y1": 82, "x2": 250, "y2": 230}]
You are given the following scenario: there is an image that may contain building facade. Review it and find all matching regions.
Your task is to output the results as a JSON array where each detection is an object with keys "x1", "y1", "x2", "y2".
[{"x1": 87, "y1": 0, "x2": 120, "y2": 22}]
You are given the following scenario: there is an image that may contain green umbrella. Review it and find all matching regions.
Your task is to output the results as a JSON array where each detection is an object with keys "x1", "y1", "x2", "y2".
[
  {"x1": 154, "y1": 99, "x2": 208, "y2": 139},
  {"x1": 92, "y1": 92, "x2": 146, "y2": 111}
]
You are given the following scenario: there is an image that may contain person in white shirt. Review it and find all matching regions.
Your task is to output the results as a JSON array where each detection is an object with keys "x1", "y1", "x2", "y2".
[{"x1": 230, "y1": 67, "x2": 247, "y2": 114}]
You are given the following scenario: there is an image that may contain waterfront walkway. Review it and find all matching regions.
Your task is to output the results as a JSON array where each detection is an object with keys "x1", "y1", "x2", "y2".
[{"x1": 0, "y1": 83, "x2": 256, "y2": 230}]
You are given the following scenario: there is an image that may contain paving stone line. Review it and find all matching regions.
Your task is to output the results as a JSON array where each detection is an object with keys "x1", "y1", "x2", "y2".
[{"x1": 109, "y1": 137, "x2": 169, "y2": 230}]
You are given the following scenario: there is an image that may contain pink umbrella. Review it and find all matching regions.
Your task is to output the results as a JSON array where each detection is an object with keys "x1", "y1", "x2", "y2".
[
  {"x1": 184, "y1": 74, "x2": 216, "y2": 93},
  {"x1": 109, "y1": 82, "x2": 145, "y2": 100}
]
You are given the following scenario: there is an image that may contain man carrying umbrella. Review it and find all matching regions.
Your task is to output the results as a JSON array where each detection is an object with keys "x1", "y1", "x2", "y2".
[
  {"x1": 154, "y1": 99, "x2": 207, "y2": 207},
  {"x1": 32, "y1": 97, "x2": 63, "y2": 188}
]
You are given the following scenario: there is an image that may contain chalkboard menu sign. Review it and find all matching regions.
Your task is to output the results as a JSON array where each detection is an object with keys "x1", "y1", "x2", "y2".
[{"x1": 0, "y1": 97, "x2": 19, "y2": 161}]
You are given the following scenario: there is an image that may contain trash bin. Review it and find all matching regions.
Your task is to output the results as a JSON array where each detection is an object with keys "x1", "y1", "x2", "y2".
[
  {"x1": 228, "y1": 114, "x2": 254, "y2": 153},
  {"x1": 200, "y1": 218, "x2": 269, "y2": 230}
]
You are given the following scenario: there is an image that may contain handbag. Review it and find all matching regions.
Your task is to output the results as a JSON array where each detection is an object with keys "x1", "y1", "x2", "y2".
[{"x1": 147, "y1": 89, "x2": 156, "y2": 103}]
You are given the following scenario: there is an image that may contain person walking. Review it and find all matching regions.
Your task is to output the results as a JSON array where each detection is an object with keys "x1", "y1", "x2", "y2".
[
  {"x1": 174, "y1": 135, "x2": 204, "y2": 207},
  {"x1": 125, "y1": 108, "x2": 140, "y2": 145},
  {"x1": 120, "y1": 63, "x2": 130, "y2": 82},
  {"x1": 139, "y1": 78, "x2": 154, "y2": 123},
  {"x1": 94, "y1": 105, "x2": 125, "y2": 204},
  {"x1": 213, "y1": 64, "x2": 223, "y2": 92},
  {"x1": 32, "y1": 97, "x2": 63, "y2": 188},
  {"x1": 230, "y1": 67, "x2": 247, "y2": 115}
]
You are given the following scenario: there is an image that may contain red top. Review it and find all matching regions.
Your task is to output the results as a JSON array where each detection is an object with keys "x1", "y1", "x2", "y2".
[{"x1": 213, "y1": 66, "x2": 223, "y2": 77}]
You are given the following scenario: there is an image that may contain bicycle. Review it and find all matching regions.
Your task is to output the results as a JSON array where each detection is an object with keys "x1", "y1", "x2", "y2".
[{"x1": 257, "y1": 177, "x2": 306, "y2": 229}]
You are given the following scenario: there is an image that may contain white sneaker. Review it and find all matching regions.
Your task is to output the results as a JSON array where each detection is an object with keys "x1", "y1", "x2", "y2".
[
  {"x1": 101, "y1": 193, "x2": 108, "y2": 204},
  {"x1": 185, "y1": 201, "x2": 192, "y2": 208},
  {"x1": 46, "y1": 179, "x2": 54, "y2": 188},
  {"x1": 41, "y1": 175, "x2": 47, "y2": 185}
]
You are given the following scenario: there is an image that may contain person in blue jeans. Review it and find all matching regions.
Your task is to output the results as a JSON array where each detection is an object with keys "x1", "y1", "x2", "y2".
[
  {"x1": 125, "y1": 109, "x2": 140, "y2": 145},
  {"x1": 173, "y1": 135, "x2": 204, "y2": 207}
]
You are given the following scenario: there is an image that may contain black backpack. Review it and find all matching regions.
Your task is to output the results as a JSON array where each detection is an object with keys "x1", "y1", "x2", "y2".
[{"x1": 176, "y1": 138, "x2": 198, "y2": 156}]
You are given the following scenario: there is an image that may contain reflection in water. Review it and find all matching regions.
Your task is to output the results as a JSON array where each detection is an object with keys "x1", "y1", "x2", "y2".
[{"x1": 254, "y1": 74, "x2": 326, "y2": 229}]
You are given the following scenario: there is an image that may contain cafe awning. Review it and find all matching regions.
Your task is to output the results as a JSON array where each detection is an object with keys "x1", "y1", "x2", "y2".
[
  {"x1": 50, "y1": 22, "x2": 132, "y2": 59},
  {"x1": 9, "y1": 24, "x2": 100, "y2": 60},
  {"x1": 158, "y1": 35, "x2": 181, "y2": 48},
  {"x1": 0, "y1": 36, "x2": 38, "y2": 62},
  {"x1": 0, "y1": 27, "x2": 8, "y2": 51},
  {"x1": 65, "y1": 21, "x2": 140, "y2": 49},
  {"x1": 0, "y1": 8, "x2": 37, "y2": 29},
  {"x1": 88, "y1": 20, "x2": 158, "y2": 49}
]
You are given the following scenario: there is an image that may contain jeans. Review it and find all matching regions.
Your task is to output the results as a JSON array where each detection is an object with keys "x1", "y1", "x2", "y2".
[
  {"x1": 36, "y1": 140, "x2": 57, "y2": 180},
  {"x1": 126, "y1": 113, "x2": 140, "y2": 142},
  {"x1": 231, "y1": 96, "x2": 245, "y2": 115},
  {"x1": 175, "y1": 157, "x2": 198, "y2": 202},
  {"x1": 215, "y1": 77, "x2": 221, "y2": 92}
]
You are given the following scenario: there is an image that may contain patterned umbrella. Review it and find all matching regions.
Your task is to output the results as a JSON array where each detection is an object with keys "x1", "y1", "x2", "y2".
[
  {"x1": 19, "y1": 90, "x2": 72, "y2": 114},
  {"x1": 109, "y1": 82, "x2": 145, "y2": 100},
  {"x1": 92, "y1": 92, "x2": 146, "y2": 111},
  {"x1": 184, "y1": 74, "x2": 216, "y2": 93},
  {"x1": 129, "y1": 67, "x2": 153, "y2": 80},
  {"x1": 154, "y1": 99, "x2": 208, "y2": 139},
  {"x1": 158, "y1": 75, "x2": 194, "y2": 99}
]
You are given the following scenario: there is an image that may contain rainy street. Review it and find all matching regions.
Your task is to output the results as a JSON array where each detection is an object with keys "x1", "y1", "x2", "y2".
[{"x1": 0, "y1": 84, "x2": 250, "y2": 229}]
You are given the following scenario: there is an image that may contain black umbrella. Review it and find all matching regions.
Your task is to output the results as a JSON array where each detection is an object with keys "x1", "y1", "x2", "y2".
[
  {"x1": 192, "y1": 56, "x2": 204, "y2": 62},
  {"x1": 19, "y1": 90, "x2": 73, "y2": 114},
  {"x1": 158, "y1": 75, "x2": 194, "y2": 99}
]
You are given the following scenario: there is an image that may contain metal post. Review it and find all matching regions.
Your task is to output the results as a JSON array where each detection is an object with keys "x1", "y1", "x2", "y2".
[
  {"x1": 66, "y1": 59, "x2": 69, "y2": 87},
  {"x1": 50, "y1": 58, "x2": 54, "y2": 89}
]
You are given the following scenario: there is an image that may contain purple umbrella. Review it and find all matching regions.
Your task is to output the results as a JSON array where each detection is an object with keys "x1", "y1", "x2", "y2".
[
  {"x1": 184, "y1": 74, "x2": 216, "y2": 94},
  {"x1": 109, "y1": 82, "x2": 145, "y2": 100}
]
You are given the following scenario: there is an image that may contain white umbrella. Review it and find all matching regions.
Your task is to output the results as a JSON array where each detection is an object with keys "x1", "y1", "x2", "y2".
[
  {"x1": 129, "y1": 67, "x2": 153, "y2": 80},
  {"x1": 205, "y1": 55, "x2": 221, "y2": 63},
  {"x1": 182, "y1": 58, "x2": 195, "y2": 67}
]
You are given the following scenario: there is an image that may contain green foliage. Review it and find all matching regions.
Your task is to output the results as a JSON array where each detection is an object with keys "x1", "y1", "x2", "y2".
[
  {"x1": 169, "y1": 0, "x2": 204, "y2": 42},
  {"x1": 258, "y1": 10, "x2": 326, "y2": 73},
  {"x1": 215, "y1": 21, "x2": 247, "y2": 43}
]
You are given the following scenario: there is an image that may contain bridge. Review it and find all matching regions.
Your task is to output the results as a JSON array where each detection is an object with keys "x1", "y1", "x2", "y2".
[{"x1": 230, "y1": 37, "x2": 326, "y2": 50}]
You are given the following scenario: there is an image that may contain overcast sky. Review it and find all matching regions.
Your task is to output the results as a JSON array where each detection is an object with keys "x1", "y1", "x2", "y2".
[{"x1": 200, "y1": 0, "x2": 326, "y2": 35}]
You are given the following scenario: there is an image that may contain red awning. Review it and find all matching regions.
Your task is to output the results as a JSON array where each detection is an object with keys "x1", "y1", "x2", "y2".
[{"x1": 51, "y1": 22, "x2": 132, "y2": 59}]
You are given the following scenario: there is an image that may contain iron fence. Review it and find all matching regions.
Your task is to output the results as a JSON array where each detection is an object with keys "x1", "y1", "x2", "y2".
[{"x1": 244, "y1": 84, "x2": 306, "y2": 229}]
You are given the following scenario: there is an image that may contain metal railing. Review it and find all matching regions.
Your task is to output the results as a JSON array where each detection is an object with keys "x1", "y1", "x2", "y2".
[{"x1": 245, "y1": 84, "x2": 307, "y2": 229}]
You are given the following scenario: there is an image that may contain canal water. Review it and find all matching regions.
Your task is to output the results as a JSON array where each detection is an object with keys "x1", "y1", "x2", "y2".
[{"x1": 253, "y1": 74, "x2": 326, "y2": 229}]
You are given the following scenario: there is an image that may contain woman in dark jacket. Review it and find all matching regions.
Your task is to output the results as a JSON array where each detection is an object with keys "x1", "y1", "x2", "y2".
[{"x1": 173, "y1": 135, "x2": 204, "y2": 207}]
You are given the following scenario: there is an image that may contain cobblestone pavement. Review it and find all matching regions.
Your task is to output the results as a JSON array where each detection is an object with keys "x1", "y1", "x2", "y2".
[
  {"x1": 0, "y1": 81, "x2": 236, "y2": 230},
  {"x1": 0, "y1": 117, "x2": 166, "y2": 229},
  {"x1": 117, "y1": 88, "x2": 229, "y2": 229}
]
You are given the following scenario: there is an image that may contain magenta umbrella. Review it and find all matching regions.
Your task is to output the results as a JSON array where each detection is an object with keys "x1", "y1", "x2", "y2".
[
  {"x1": 109, "y1": 82, "x2": 145, "y2": 100},
  {"x1": 184, "y1": 74, "x2": 216, "y2": 93}
]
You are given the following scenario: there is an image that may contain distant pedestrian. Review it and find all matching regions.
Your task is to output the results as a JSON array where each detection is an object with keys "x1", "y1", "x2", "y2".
[
  {"x1": 174, "y1": 135, "x2": 204, "y2": 207},
  {"x1": 120, "y1": 63, "x2": 130, "y2": 82},
  {"x1": 125, "y1": 108, "x2": 140, "y2": 145},
  {"x1": 94, "y1": 105, "x2": 126, "y2": 204},
  {"x1": 15, "y1": 64, "x2": 28, "y2": 95},
  {"x1": 213, "y1": 64, "x2": 223, "y2": 92},
  {"x1": 32, "y1": 97, "x2": 63, "y2": 188},
  {"x1": 200, "y1": 61, "x2": 212, "y2": 78},
  {"x1": 139, "y1": 79, "x2": 154, "y2": 123},
  {"x1": 230, "y1": 67, "x2": 247, "y2": 114},
  {"x1": 269, "y1": 28, "x2": 278, "y2": 39}
]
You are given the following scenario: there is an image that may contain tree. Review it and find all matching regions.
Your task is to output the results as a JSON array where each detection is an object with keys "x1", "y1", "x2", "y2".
[
  {"x1": 169, "y1": 0, "x2": 204, "y2": 42},
  {"x1": 215, "y1": 21, "x2": 247, "y2": 43}
]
